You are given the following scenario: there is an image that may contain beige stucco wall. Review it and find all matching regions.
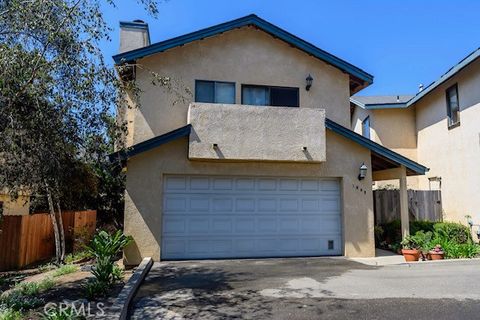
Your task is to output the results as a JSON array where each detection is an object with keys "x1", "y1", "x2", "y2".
[
  {"x1": 0, "y1": 193, "x2": 30, "y2": 216},
  {"x1": 415, "y1": 58, "x2": 480, "y2": 223},
  {"x1": 127, "y1": 26, "x2": 351, "y2": 147},
  {"x1": 121, "y1": 25, "x2": 375, "y2": 263},
  {"x1": 123, "y1": 130, "x2": 375, "y2": 265},
  {"x1": 351, "y1": 106, "x2": 419, "y2": 189},
  {"x1": 188, "y1": 103, "x2": 326, "y2": 162}
]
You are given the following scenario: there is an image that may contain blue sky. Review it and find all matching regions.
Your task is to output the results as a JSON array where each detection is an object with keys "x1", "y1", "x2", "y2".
[{"x1": 101, "y1": 0, "x2": 480, "y2": 96}]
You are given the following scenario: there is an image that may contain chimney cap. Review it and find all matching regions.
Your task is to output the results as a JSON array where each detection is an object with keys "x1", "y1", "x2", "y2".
[{"x1": 133, "y1": 19, "x2": 146, "y2": 24}]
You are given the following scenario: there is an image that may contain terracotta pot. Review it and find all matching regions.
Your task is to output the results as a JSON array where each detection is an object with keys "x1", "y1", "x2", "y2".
[
  {"x1": 429, "y1": 251, "x2": 444, "y2": 260},
  {"x1": 402, "y1": 249, "x2": 420, "y2": 262}
]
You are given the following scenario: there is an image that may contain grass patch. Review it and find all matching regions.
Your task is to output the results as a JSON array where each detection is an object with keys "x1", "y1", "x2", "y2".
[
  {"x1": 14, "y1": 277, "x2": 55, "y2": 296},
  {"x1": 53, "y1": 265, "x2": 78, "y2": 278},
  {"x1": 64, "y1": 251, "x2": 92, "y2": 264},
  {"x1": 38, "y1": 263, "x2": 57, "y2": 273},
  {"x1": 0, "y1": 306, "x2": 23, "y2": 320}
]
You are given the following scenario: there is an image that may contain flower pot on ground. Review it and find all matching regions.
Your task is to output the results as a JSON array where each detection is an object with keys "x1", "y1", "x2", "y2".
[
  {"x1": 428, "y1": 244, "x2": 444, "y2": 260},
  {"x1": 401, "y1": 249, "x2": 420, "y2": 262},
  {"x1": 400, "y1": 231, "x2": 432, "y2": 262}
]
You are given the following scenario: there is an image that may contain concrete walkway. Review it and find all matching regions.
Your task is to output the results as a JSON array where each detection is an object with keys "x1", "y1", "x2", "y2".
[{"x1": 349, "y1": 248, "x2": 406, "y2": 266}]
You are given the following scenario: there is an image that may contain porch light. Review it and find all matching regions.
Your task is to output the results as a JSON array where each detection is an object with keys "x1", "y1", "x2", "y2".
[
  {"x1": 467, "y1": 216, "x2": 474, "y2": 227},
  {"x1": 358, "y1": 163, "x2": 368, "y2": 180},
  {"x1": 305, "y1": 74, "x2": 313, "y2": 91}
]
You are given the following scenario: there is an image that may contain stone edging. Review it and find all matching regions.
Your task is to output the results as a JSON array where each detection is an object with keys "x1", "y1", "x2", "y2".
[{"x1": 111, "y1": 257, "x2": 153, "y2": 320}]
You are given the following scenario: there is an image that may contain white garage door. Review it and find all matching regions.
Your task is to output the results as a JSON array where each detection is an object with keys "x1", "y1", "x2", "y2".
[{"x1": 161, "y1": 175, "x2": 342, "y2": 259}]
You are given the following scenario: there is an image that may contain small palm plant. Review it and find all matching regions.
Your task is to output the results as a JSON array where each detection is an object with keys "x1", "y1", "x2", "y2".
[{"x1": 84, "y1": 230, "x2": 132, "y2": 299}]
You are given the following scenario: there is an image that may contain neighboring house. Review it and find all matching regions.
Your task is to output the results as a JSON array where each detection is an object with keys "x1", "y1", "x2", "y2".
[
  {"x1": 113, "y1": 15, "x2": 427, "y2": 265},
  {"x1": 0, "y1": 192, "x2": 30, "y2": 216},
  {"x1": 351, "y1": 47, "x2": 480, "y2": 224}
]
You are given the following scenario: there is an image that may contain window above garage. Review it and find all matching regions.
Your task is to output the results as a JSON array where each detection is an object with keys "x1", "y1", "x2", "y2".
[
  {"x1": 242, "y1": 85, "x2": 299, "y2": 107},
  {"x1": 195, "y1": 80, "x2": 236, "y2": 104}
]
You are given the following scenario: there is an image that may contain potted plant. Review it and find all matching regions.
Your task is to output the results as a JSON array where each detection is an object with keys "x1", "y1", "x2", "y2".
[
  {"x1": 428, "y1": 244, "x2": 444, "y2": 260},
  {"x1": 416, "y1": 231, "x2": 433, "y2": 261},
  {"x1": 401, "y1": 235, "x2": 420, "y2": 262}
]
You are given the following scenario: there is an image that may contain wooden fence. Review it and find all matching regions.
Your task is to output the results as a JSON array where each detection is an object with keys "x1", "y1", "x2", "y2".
[
  {"x1": 0, "y1": 210, "x2": 96, "y2": 271},
  {"x1": 374, "y1": 190, "x2": 442, "y2": 225}
]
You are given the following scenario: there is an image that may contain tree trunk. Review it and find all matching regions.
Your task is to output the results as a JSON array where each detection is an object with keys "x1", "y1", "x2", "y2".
[
  {"x1": 56, "y1": 201, "x2": 66, "y2": 261},
  {"x1": 46, "y1": 189, "x2": 62, "y2": 264},
  {"x1": 45, "y1": 181, "x2": 66, "y2": 264}
]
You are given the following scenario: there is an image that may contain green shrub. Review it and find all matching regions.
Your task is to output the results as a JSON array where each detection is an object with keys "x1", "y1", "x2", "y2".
[
  {"x1": 87, "y1": 230, "x2": 131, "y2": 284},
  {"x1": 0, "y1": 290, "x2": 43, "y2": 311},
  {"x1": 0, "y1": 307, "x2": 23, "y2": 320},
  {"x1": 380, "y1": 220, "x2": 436, "y2": 245},
  {"x1": 433, "y1": 222, "x2": 471, "y2": 244},
  {"x1": 14, "y1": 277, "x2": 55, "y2": 296},
  {"x1": 111, "y1": 265, "x2": 124, "y2": 283},
  {"x1": 381, "y1": 220, "x2": 402, "y2": 244},
  {"x1": 401, "y1": 231, "x2": 433, "y2": 251},
  {"x1": 83, "y1": 280, "x2": 109, "y2": 301},
  {"x1": 53, "y1": 265, "x2": 78, "y2": 278},
  {"x1": 411, "y1": 221, "x2": 436, "y2": 235}
]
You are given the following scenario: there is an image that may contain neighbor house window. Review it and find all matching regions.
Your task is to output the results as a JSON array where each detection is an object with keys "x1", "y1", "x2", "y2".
[
  {"x1": 195, "y1": 80, "x2": 235, "y2": 104},
  {"x1": 446, "y1": 84, "x2": 460, "y2": 128},
  {"x1": 362, "y1": 116, "x2": 371, "y2": 139},
  {"x1": 242, "y1": 85, "x2": 299, "y2": 107}
]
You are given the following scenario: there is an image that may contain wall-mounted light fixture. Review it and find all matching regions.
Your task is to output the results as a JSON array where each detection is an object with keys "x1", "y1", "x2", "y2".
[
  {"x1": 305, "y1": 74, "x2": 313, "y2": 91},
  {"x1": 302, "y1": 146, "x2": 308, "y2": 151},
  {"x1": 358, "y1": 163, "x2": 368, "y2": 180},
  {"x1": 467, "y1": 216, "x2": 474, "y2": 227},
  {"x1": 212, "y1": 143, "x2": 218, "y2": 149}
]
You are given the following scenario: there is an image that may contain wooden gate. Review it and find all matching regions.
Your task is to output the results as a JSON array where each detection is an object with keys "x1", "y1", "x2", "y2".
[{"x1": 374, "y1": 190, "x2": 442, "y2": 225}]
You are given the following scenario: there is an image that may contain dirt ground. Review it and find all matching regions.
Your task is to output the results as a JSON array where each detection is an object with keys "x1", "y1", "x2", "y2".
[{"x1": 1, "y1": 261, "x2": 132, "y2": 319}]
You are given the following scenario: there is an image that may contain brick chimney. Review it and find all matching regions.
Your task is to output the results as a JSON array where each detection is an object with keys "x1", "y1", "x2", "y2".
[{"x1": 119, "y1": 19, "x2": 150, "y2": 53}]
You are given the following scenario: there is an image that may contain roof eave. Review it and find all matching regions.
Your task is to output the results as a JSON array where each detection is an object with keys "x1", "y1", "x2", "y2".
[
  {"x1": 112, "y1": 14, "x2": 373, "y2": 85},
  {"x1": 407, "y1": 47, "x2": 480, "y2": 107}
]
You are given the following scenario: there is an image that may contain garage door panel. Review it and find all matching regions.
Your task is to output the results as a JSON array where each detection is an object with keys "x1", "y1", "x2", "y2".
[
  {"x1": 163, "y1": 218, "x2": 186, "y2": 234},
  {"x1": 279, "y1": 199, "x2": 299, "y2": 211},
  {"x1": 189, "y1": 198, "x2": 210, "y2": 212},
  {"x1": 165, "y1": 197, "x2": 187, "y2": 212},
  {"x1": 235, "y1": 198, "x2": 256, "y2": 211},
  {"x1": 162, "y1": 175, "x2": 342, "y2": 259},
  {"x1": 165, "y1": 176, "x2": 187, "y2": 190}
]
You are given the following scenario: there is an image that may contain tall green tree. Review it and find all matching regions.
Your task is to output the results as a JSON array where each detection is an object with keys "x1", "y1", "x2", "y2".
[{"x1": 0, "y1": 0, "x2": 159, "y2": 263}]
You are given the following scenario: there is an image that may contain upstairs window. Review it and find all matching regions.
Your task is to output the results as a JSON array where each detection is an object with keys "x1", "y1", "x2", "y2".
[
  {"x1": 446, "y1": 84, "x2": 460, "y2": 128},
  {"x1": 242, "y1": 85, "x2": 299, "y2": 107},
  {"x1": 362, "y1": 116, "x2": 371, "y2": 139},
  {"x1": 195, "y1": 80, "x2": 235, "y2": 104}
]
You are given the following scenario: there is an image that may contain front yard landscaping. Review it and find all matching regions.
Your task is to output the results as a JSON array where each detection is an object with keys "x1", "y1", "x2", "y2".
[
  {"x1": 0, "y1": 230, "x2": 132, "y2": 319},
  {"x1": 375, "y1": 220, "x2": 480, "y2": 261}
]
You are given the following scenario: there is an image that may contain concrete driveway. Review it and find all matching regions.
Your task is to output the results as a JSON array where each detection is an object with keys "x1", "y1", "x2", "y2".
[{"x1": 130, "y1": 257, "x2": 480, "y2": 319}]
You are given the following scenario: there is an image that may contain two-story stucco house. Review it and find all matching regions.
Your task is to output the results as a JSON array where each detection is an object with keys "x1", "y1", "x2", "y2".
[
  {"x1": 351, "y1": 47, "x2": 480, "y2": 224},
  {"x1": 113, "y1": 15, "x2": 428, "y2": 265}
]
